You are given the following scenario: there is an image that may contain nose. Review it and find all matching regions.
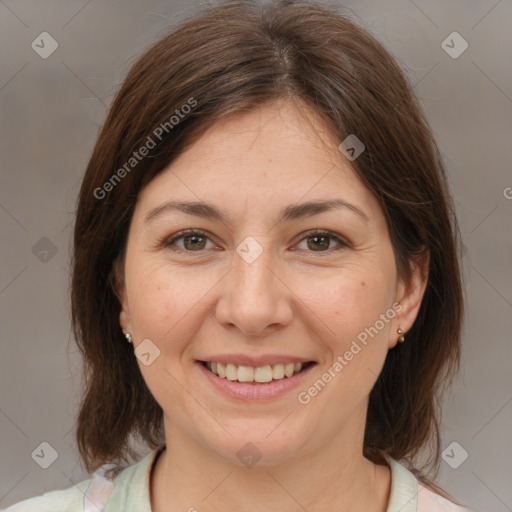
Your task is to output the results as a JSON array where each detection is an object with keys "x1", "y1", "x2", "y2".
[{"x1": 215, "y1": 245, "x2": 293, "y2": 337}]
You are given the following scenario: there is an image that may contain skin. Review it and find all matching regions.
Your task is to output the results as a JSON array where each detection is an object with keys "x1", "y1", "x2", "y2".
[{"x1": 117, "y1": 98, "x2": 429, "y2": 512}]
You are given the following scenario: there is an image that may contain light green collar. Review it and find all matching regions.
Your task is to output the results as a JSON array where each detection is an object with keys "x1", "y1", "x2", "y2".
[
  {"x1": 103, "y1": 447, "x2": 419, "y2": 512},
  {"x1": 384, "y1": 454, "x2": 419, "y2": 511}
]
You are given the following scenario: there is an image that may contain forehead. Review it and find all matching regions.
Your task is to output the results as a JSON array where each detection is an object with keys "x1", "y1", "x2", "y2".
[
  {"x1": 173, "y1": 99, "x2": 344, "y2": 175},
  {"x1": 135, "y1": 99, "x2": 382, "y2": 227}
]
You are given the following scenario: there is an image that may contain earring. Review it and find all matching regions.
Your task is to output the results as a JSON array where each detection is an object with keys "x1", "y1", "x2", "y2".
[
  {"x1": 124, "y1": 332, "x2": 133, "y2": 344},
  {"x1": 397, "y1": 328, "x2": 405, "y2": 343}
]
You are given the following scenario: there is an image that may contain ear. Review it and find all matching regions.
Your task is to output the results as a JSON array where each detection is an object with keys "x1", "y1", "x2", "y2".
[
  {"x1": 390, "y1": 249, "x2": 430, "y2": 348},
  {"x1": 111, "y1": 255, "x2": 132, "y2": 332}
]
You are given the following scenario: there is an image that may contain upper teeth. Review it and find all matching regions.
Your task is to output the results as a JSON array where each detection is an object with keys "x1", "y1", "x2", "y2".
[{"x1": 206, "y1": 362, "x2": 304, "y2": 383}]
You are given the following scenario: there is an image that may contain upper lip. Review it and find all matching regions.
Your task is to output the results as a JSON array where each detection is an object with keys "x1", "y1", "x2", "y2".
[{"x1": 198, "y1": 354, "x2": 316, "y2": 367}]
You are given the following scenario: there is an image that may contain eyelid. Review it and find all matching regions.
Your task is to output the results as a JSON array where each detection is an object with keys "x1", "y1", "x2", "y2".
[
  {"x1": 291, "y1": 229, "x2": 349, "y2": 253},
  {"x1": 161, "y1": 228, "x2": 349, "y2": 254},
  {"x1": 161, "y1": 228, "x2": 218, "y2": 250}
]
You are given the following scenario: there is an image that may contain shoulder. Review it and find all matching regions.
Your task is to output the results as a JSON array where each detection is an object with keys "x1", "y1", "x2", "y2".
[
  {"x1": 385, "y1": 456, "x2": 477, "y2": 512},
  {"x1": 1, "y1": 446, "x2": 163, "y2": 512},
  {"x1": 1, "y1": 478, "x2": 92, "y2": 512},
  {"x1": 417, "y1": 483, "x2": 476, "y2": 512}
]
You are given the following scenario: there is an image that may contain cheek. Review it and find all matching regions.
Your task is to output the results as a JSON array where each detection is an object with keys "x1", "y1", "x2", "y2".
[
  {"x1": 294, "y1": 261, "x2": 393, "y2": 341},
  {"x1": 295, "y1": 273, "x2": 393, "y2": 416},
  {"x1": 126, "y1": 259, "x2": 222, "y2": 348},
  {"x1": 293, "y1": 262, "x2": 394, "y2": 400},
  {"x1": 126, "y1": 262, "x2": 186, "y2": 340}
]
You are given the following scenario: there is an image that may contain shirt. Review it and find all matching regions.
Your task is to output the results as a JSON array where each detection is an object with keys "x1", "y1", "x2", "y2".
[{"x1": 1, "y1": 445, "x2": 475, "y2": 511}]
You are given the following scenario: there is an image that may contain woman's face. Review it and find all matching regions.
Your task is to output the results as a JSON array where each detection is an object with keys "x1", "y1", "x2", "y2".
[{"x1": 118, "y1": 99, "x2": 427, "y2": 466}]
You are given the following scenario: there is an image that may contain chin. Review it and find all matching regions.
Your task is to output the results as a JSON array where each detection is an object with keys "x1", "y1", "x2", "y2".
[{"x1": 201, "y1": 420, "x2": 311, "y2": 468}]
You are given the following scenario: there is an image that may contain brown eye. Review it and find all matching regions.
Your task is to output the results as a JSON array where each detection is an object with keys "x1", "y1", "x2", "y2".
[
  {"x1": 307, "y1": 234, "x2": 330, "y2": 251},
  {"x1": 163, "y1": 229, "x2": 214, "y2": 252},
  {"x1": 182, "y1": 234, "x2": 207, "y2": 250},
  {"x1": 295, "y1": 230, "x2": 348, "y2": 254},
  {"x1": 162, "y1": 229, "x2": 347, "y2": 255}
]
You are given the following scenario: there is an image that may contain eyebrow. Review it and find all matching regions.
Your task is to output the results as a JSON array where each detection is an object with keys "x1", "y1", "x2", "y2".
[{"x1": 144, "y1": 198, "x2": 369, "y2": 225}]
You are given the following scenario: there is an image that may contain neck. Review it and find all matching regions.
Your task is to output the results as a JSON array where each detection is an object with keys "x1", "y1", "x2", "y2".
[{"x1": 150, "y1": 417, "x2": 391, "y2": 512}]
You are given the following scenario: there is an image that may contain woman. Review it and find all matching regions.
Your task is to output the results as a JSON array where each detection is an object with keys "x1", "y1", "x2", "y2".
[{"x1": 3, "y1": 0, "x2": 475, "y2": 510}]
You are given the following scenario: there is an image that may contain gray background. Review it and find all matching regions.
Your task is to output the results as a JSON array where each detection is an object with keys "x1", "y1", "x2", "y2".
[{"x1": 0, "y1": 0, "x2": 511, "y2": 510}]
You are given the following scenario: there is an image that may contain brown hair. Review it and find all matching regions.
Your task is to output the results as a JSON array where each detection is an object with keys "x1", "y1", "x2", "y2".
[{"x1": 71, "y1": 0, "x2": 465, "y2": 503}]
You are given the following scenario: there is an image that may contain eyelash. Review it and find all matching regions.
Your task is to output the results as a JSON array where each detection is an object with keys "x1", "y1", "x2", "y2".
[{"x1": 161, "y1": 229, "x2": 349, "y2": 256}]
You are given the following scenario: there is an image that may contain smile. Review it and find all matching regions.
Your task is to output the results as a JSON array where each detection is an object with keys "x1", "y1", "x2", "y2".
[{"x1": 201, "y1": 361, "x2": 315, "y2": 383}]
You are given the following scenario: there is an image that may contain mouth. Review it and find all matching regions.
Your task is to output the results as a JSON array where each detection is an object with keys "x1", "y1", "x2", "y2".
[{"x1": 198, "y1": 360, "x2": 317, "y2": 384}]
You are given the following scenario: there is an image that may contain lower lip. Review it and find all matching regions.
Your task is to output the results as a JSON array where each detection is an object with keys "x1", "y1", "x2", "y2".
[{"x1": 195, "y1": 361, "x2": 316, "y2": 401}]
